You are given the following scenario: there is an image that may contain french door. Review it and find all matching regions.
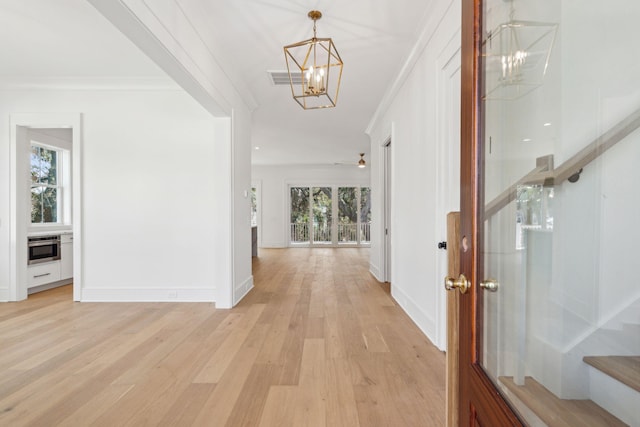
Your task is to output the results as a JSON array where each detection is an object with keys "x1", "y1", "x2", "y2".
[
  {"x1": 289, "y1": 186, "x2": 371, "y2": 246},
  {"x1": 456, "y1": 0, "x2": 638, "y2": 425}
]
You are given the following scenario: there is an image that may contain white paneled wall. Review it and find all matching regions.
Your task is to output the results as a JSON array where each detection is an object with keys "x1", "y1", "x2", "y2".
[{"x1": 366, "y1": 0, "x2": 461, "y2": 349}]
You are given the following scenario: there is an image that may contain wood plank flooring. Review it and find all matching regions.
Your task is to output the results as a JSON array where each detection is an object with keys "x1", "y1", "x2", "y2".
[{"x1": 0, "y1": 248, "x2": 446, "y2": 426}]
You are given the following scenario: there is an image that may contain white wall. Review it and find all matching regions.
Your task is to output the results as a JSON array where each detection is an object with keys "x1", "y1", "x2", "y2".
[
  {"x1": 89, "y1": 0, "x2": 256, "y2": 308},
  {"x1": 232, "y1": 107, "x2": 254, "y2": 304},
  {"x1": 252, "y1": 164, "x2": 370, "y2": 248},
  {"x1": 366, "y1": 0, "x2": 461, "y2": 348},
  {"x1": 0, "y1": 88, "x2": 225, "y2": 302}
]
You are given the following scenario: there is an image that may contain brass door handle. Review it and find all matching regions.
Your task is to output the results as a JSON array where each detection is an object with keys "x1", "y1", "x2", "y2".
[
  {"x1": 480, "y1": 279, "x2": 499, "y2": 292},
  {"x1": 444, "y1": 274, "x2": 469, "y2": 294}
]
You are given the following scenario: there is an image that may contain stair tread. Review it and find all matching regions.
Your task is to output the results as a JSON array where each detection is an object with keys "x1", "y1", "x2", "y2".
[
  {"x1": 499, "y1": 376, "x2": 628, "y2": 427},
  {"x1": 583, "y1": 355, "x2": 640, "y2": 392}
]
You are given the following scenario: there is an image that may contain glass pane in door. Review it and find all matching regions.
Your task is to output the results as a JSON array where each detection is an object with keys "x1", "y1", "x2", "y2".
[
  {"x1": 360, "y1": 187, "x2": 371, "y2": 244},
  {"x1": 250, "y1": 187, "x2": 257, "y2": 227},
  {"x1": 290, "y1": 187, "x2": 310, "y2": 243},
  {"x1": 480, "y1": 1, "x2": 639, "y2": 426},
  {"x1": 338, "y1": 187, "x2": 357, "y2": 244},
  {"x1": 312, "y1": 187, "x2": 332, "y2": 244}
]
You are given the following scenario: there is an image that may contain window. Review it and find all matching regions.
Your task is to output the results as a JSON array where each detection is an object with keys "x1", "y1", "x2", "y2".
[
  {"x1": 338, "y1": 187, "x2": 357, "y2": 243},
  {"x1": 360, "y1": 187, "x2": 371, "y2": 243},
  {"x1": 250, "y1": 187, "x2": 257, "y2": 227},
  {"x1": 290, "y1": 185, "x2": 370, "y2": 246},
  {"x1": 312, "y1": 187, "x2": 332, "y2": 244},
  {"x1": 30, "y1": 144, "x2": 61, "y2": 224},
  {"x1": 290, "y1": 187, "x2": 310, "y2": 242}
]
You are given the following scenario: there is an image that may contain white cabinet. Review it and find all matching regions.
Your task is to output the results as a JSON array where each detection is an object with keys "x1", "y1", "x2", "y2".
[
  {"x1": 28, "y1": 262, "x2": 61, "y2": 288},
  {"x1": 60, "y1": 233, "x2": 73, "y2": 280},
  {"x1": 27, "y1": 232, "x2": 73, "y2": 290}
]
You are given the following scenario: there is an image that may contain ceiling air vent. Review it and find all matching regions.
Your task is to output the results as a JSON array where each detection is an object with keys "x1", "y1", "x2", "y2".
[{"x1": 267, "y1": 70, "x2": 303, "y2": 86}]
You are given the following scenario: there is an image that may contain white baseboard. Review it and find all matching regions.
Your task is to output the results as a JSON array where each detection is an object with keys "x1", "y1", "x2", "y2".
[
  {"x1": 391, "y1": 285, "x2": 438, "y2": 347},
  {"x1": 369, "y1": 262, "x2": 383, "y2": 282},
  {"x1": 0, "y1": 288, "x2": 9, "y2": 302},
  {"x1": 260, "y1": 241, "x2": 287, "y2": 248},
  {"x1": 234, "y1": 275, "x2": 254, "y2": 305},
  {"x1": 81, "y1": 287, "x2": 215, "y2": 302}
]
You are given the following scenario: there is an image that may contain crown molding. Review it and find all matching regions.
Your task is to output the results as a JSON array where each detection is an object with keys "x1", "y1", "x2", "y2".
[
  {"x1": 365, "y1": 0, "x2": 456, "y2": 136},
  {"x1": 0, "y1": 76, "x2": 181, "y2": 91}
]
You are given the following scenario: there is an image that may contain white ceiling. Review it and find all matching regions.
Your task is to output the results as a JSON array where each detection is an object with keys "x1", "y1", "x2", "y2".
[{"x1": 0, "y1": 0, "x2": 433, "y2": 166}]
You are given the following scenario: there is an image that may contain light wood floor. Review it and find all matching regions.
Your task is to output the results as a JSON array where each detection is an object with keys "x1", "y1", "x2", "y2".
[{"x1": 0, "y1": 248, "x2": 446, "y2": 426}]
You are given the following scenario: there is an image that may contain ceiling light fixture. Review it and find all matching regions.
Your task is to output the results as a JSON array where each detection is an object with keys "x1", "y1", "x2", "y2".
[
  {"x1": 358, "y1": 153, "x2": 366, "y2": 168},
  {"x1": 283, "y1": 10, "x2": 343, "y2": 110}
]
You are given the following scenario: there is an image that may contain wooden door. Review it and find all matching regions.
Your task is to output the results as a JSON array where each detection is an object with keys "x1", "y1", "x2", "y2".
[
  {"x1": 457, "y1": 0, "x2": 639, "y2": 425},
  {"x1": 457, "y1": 2, "x2": 522, "y2": 423}
]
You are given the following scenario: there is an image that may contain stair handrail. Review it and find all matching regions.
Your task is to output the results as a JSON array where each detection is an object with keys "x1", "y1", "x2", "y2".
[
  {"x1": 484, "y1": 107, "x2": 640, "y2": 219},
  {"x1": 484, "y1": 155, "x2": 554, "y2": 219}
]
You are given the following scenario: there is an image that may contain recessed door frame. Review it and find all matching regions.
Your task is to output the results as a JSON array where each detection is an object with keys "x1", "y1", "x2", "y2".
[
  {"x1": 382, "y1": 138, "x2": 392, "y2": 283},
  {"x1": 9, "y1": 113, "x2": 83, "y2": 302},
  {"x1": 435, "y1": 32, "x2": 462, "y2": 351}
]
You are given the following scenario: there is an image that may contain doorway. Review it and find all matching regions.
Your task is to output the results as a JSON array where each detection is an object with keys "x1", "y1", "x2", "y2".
[
  {"x1": 455, "y1": 0, "x2": 639, "y2": 425},
  {"x1": 288, "y1": 185, "x2": 371, "y2": 247},
  {"x1": 383, "y1": 140, "x2": 392, "y2": 283},
  {"x1": 435, "y1": 39, "x2": 462, "y2": 350},
  {"x1": 10, "y1": 113, "x2": 82, "y2": 302}
]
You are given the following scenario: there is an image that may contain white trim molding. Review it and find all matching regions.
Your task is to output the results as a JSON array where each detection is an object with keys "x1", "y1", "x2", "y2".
[
  {"x1": 365, "y1": 0, "x2": 457, "y2": 136},
  {"x1": 9, "y1": 113, "x2": 83, "y2": 302},
  {"x1": 391, "y1": 284, "x2": 440, "y2": 349},
  {"x1": 81, "y1": 288, "x2": 215, "y2": 302},
  {"x1": 234, "y1": 275, "x2": 254, "y2": 305}
]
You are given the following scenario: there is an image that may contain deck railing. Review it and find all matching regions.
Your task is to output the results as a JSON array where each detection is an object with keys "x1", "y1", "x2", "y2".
[
  {"x1": 291, "y1": 222, "x2": 371, "y2": 244},
  {"x1": 360, "y1": 223, "x2": 371, "y2": 243},
  {"x1": 290, "y1": 223, "x2": 309, "y2": 242},
  {"x1": 338, "y1": 223, "x2": 357, "y2": 242},
  {"x1": 313, "y1": 223, "x2": 331, "y2": 243}
]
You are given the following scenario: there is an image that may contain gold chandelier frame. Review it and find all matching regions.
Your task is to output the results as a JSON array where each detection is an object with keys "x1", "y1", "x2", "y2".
[{"x1": 283, "y1": 10, "x2": 344, "y2": 110}]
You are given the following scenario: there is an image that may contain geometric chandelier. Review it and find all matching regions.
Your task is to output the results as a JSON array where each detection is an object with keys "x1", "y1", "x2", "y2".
[
  {"x1": 283, "y1": 10, "x2": 343, "y2": 109},
  {"x1": 483, "y1": 11, "x2": 558, "y2": 100}
]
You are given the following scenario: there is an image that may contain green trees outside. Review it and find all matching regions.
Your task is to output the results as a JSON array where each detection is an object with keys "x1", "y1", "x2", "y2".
[
  {"x1": 290, "y1": 187, "x2": 310, "y2": 223},
  {"x1": 290, "y1": 186, "x2": 371, "y2": 244},
  {"x1": 290, "y1": 186, "x2": 334, "y2": 225},
  {"x1": 338, "y1": 187, "x2": 357, "y2": 225},
  {"x1": 290, "y1": 187, "x2": 310, "y2": 242},
  {"x1": 30, "y1": 145, "x2": 59, "y2": 223},
  {"x1": 360, "y1": 187, "x2": 371, "y2": 223}
]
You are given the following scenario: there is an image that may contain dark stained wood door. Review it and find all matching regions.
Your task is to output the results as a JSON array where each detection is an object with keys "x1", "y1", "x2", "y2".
[
  {"x1": 458, "y1": 0, "x2": 523, "y2": 424},
  {"x1": 455, "y1": 0, "x2": 640, "y2": 425}
]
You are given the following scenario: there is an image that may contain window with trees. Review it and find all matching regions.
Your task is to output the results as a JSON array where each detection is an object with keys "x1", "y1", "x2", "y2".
[
  {"x1": 290, "y1": 185, "x2": 370, "y2": 246},
  {"x1": 251, "y1": 187, "x2": 257, "y2": 227},
  {"x1": 360, "y1": 187, "x2": 371, "y2": 243},
  {"x1": 30, "y1": 144, "x2": 61, "y2": 224}
]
